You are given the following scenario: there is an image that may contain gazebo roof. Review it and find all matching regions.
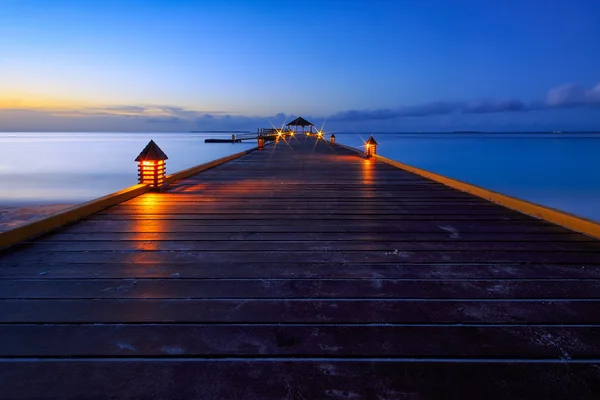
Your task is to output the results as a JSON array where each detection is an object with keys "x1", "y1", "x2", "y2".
[
  {"x1": 286, "y1": 117, "x2": 314, "y2": 127},
  {"x1": 135, "y1": 139, "x2": 169, "y2": 161}
]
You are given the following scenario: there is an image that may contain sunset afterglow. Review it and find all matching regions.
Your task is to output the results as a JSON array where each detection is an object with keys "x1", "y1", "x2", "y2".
[{"x1": 1, "y1": 0, "x2": 600, "y2": 132}]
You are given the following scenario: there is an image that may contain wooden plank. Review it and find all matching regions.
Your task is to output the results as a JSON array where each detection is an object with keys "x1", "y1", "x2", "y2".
[
  {"x1": 2, "y1": 279, "x2": 599, "y2": 299},
  {"x1": 123, "y1": 198, "x2": 496, "y2": 204},
  {"x1": 85, "y1": 213, "x2": 536, "y2": 221},
  {"x1": 102, "y1": 206, "x2": 521, "y2": 215},
  {"x1": 107, "y1": 193, "x2": 494, "y2": 199},
  {"x1": 1, "y1": 324, "x2": 598, "y2": 358},
  {"x1": 51, "y1": 219, "x2": 572, "y2": 234},
  {"x1": 2, "y1": 250, "x2": 599, "y2": 264},
  {"x1": 1, "y1": 299, "x2": 599, "y2": 324},
  {"x1": 2, "y1": 263, "x2": 599, "y2": 280},
  {"x1": 1, "y1": 360, "x2": 598, "y2": 399},
  {"x1": 17, "y1": 239, "x2": 600, "y2": 252},
  {"x1": 37, "y1": 231, "x2": 597, "y2": 242}
]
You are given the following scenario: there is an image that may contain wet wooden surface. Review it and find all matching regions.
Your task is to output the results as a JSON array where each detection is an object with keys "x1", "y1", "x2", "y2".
[{"x1": 1, "y1": 135, "x2": 599, "y2": 399}]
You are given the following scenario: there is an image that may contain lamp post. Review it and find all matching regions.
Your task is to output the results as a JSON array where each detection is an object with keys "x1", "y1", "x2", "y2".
[
  {"x1": 258, "y1": 135, "x2": 265, "y2": 150},
  {"x1": 365, "y1": 136, "x2": 378, "y2": 158},
  {"x1": 135, "y1": 140, "x2": 168, "y2": 190}
]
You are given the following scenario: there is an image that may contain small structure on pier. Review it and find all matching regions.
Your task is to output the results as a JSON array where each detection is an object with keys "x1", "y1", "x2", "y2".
[
  {"x1": 365, "y1": 135, "x2": 378, "y2": 157},
  {"x1": 286, "y1": 116, "x2": 315, "y2": 135},
  {"x1": 135, "y1": 140, "x2": 168, "y2": 190}
]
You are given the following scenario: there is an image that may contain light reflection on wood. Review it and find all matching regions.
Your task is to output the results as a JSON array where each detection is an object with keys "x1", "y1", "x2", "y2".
[{"x1": 130, "y1": 192, "x2": 164, "y2": 246}]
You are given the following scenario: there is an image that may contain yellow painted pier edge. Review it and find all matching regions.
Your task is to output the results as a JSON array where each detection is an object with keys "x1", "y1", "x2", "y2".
[
  {"x1": 335, "y1": 142, "x2": 600, "y2": 240},
  {"x1": 0, "y1": 184, "x2": 149, "y2": 250},
  {"x1": 0, "y1": 146, "x2": 259, "y2": 249}
]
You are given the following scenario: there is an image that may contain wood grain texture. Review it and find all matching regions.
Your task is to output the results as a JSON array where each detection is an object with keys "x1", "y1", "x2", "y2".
[{"x1": 0, "y1": 135, "x2": 599, "y2": 398}]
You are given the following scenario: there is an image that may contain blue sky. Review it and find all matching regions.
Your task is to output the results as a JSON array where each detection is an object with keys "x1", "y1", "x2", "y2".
[{"x1": 1, "y1": 0, "x2": 599, "y2": 131}]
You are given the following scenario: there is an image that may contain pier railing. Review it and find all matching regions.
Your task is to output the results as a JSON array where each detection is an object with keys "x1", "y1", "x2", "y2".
[{"x1": 234, "y1": 133, "x2": 258, "y2": 140}]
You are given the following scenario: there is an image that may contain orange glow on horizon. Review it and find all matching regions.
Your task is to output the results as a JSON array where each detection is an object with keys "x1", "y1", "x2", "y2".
[
  {"x1": 0, "y1": 93, "x2": 92, "y2": 111},
  {"x1": 0, "y1": 93, "x2": 212, "y2": 118}
]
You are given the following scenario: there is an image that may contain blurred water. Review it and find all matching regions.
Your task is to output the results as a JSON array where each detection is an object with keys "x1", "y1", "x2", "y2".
[
  {"x1": 0, "y1": 131, "x2": 598, "y2": 222},
  {"x1": 0, "y1": 132, "x2": 255, "y2": 205}
]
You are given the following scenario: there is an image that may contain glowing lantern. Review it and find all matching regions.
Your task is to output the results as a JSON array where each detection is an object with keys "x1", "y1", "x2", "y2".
[
  {"x1": 330, "y1": 133, "x2": 336, "y2": 144},
  {"x1": 258, "y1": 136, "x2": 265, "y2": 150},
  {"x1": 365, "y1": 136, "x2": 378, "y2": 158},
  {"x1": 135, "y1": 140, "x2": 168, "y2": 190}
]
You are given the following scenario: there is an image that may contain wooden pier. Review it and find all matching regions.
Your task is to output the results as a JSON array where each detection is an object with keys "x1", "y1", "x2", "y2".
[
  {"x1": 1, "y1": 135, "x2": 600, "y2": 398},
  {"x1": 204, "y1": 130, "x2": 286, "y2": 143}
]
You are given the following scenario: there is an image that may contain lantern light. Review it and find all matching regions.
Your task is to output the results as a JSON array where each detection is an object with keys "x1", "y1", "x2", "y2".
[
  {"x1": 258, "y1": 136, "x2": 265, "y2": 150},
  {"x1": 330, "y1": 133, "x2": 336, "y2": 145},
  {"x1": 365, "y1": 136, "x2": 378, "y2": 158},
  {"x1": 135, "y1": 140, "x2": 168, "y2": 190}
]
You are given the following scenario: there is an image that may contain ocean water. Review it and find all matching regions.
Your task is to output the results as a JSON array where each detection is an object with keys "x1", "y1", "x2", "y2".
[
  {"x1": 0, "y1": 131, "x2": 598, "y2": 222},
  {"x1": 0, "y1": 132, "x2": 255, "y2": 206}
]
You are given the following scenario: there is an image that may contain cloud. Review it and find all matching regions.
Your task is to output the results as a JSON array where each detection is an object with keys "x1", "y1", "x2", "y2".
[
  {"x1": 329, "y1": 102, "x2": 459, "y2": 121},
  {"x1": 1, "y1": 82, "x2": 599, "y2": 131},
  {"x1": 463, "y1": 99, "x2": 526, "y2": 114},
  {"x1": 101, "y1": 105, "x2": 147, "y2": 112},
  {"x1": 43, "y1": 105, "x2": 232, "y2": 120},
  {"x1": 545, "y1": 83, "x2": 600, "y2": 107},
  {"x1": 329, "y1": 99, "x2": 526, "y2": 121},
  {"x1": 0, "y1": 106, "x2": 302, "y2": 132},
  {"x1": 330, "y1": 82, "x2": 600, "y2": 122},
  {"x1": 145, "y1": 117, "x2": 182, "y2": 124}
]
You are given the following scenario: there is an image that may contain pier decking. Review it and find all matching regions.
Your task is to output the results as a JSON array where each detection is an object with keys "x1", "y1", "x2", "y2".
[{"x1": 1, "y1": 136, "x2": 600, "y2": 398}]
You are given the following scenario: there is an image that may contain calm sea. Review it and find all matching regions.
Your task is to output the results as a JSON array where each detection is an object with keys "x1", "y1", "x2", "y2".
[{"x1": 1, "y1": 131, "x2": 598, "y2": 222}]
